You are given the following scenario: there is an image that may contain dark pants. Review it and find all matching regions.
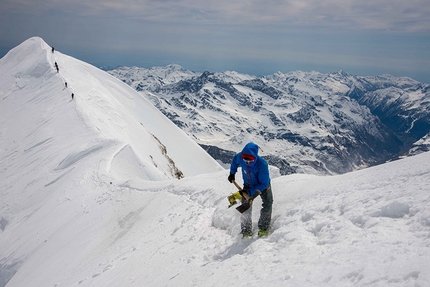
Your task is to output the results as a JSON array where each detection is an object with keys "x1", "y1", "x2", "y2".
[{"x1": 241, "y1": 185, "x2": 273, "y2": 234}]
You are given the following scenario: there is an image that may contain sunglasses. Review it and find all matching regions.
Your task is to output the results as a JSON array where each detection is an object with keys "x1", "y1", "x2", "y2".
[{"x1": 243, "y1": 157, "x2": 255, "y2": 164}]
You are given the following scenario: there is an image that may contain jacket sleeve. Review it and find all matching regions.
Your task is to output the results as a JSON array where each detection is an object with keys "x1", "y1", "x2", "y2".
[
  {"x1": 251, "y1": 160, "x2": 270, "y2": 196},
  {"x1": 229, "y1": 153, "x2": 241, "y2": 175}
]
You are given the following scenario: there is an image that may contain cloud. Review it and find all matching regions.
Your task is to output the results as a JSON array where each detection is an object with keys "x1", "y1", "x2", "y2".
[
  {"x1": 1, "y1": 0, "x2": 429, "y2": 83},
  {"x1": 1, "y1": 0, "x2": 429, "y2": 32}
]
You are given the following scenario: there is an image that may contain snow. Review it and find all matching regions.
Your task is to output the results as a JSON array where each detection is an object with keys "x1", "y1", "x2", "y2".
[{"x1": 1, "y1": 37, "x2": 430, "y2": 287}]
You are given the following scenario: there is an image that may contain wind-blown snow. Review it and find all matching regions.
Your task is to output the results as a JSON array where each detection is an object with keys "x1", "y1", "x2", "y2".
[{"x1": 0, "y1": 37, "x2": 429, "y2": 287}]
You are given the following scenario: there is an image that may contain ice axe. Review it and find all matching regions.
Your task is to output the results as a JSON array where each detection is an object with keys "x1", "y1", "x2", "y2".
[{"x1": 231, "y1": 180, "x2": 260, "y2": 213}]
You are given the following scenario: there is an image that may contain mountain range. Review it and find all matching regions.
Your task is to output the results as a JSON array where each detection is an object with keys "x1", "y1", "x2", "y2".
[{"x1": 109, "y1": 65, "x2": 430, "y2": 175}]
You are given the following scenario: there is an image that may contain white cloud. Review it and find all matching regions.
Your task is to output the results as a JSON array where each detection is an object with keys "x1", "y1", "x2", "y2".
[{"x1": 2, "y1": 0, "x2": 429, "y2": 32}]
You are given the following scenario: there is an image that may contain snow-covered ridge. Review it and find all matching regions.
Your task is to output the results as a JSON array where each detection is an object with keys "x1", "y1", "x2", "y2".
[{"x1": 0, "y1": 37, "x2": 222, "y2": 182}]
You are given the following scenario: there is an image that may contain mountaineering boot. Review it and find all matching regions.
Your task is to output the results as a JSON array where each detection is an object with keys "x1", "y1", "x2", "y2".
[
  {"x1": 258, "y1": 229, "x2": 268, "y2": 237},
  {"x1": 242, "y1": 232, "x2": 253, "y2": 238}
]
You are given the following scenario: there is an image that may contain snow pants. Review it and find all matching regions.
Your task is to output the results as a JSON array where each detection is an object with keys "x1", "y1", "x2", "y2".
[{"x1": 241, "y1": 185, "x2": 273, "y2": 234}]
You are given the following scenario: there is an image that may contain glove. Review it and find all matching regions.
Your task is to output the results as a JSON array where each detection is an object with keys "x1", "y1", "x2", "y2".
[
  {"x1": 232, "y1": 191, "x2": 242, "y2": 200},
  {"x1": 228, "y1": 173, "x2": 235, "y2": 183},
  {"x1": 227, "y1": 191, "x2": 242, "y2": 207},
  {"x1": 247, "y1": 190, "x2": 261, "y2": 205},
  {"x1": 228, "y1": 194, "x2": 236, "y2": 205},
  {"x1": 250, "y1": 190, "x2": 261, "y2": 200}
]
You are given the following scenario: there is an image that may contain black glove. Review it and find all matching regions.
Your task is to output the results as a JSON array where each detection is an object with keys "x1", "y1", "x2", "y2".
[
  {"x1": 250, "y1": 190, "x2": 261, "y2": 201},
  {"x1": 228, "y1": 173, "x2": 235, "y2": 183},
  {"x1": 247, "y1": 190, "x2": 261, "y2": 205}
]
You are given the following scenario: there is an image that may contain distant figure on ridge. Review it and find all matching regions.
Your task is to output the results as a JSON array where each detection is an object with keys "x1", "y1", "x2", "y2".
[
  {"x1": 52, "y1": 46, "x2": 55, "y2": 53},
  {"x1": 71, "y1": 93, "x2": 74, "y2": 100},
  {"x1": 65, "y1": 82, "x2": 67, "y2": 88},
  {"x1": 54, "y1": 62, "x2": 59, "y2": 73}
]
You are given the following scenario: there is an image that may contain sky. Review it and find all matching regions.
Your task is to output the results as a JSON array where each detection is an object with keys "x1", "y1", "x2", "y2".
[{"x1": 1, "y1": 0, "x2": 430, "y2": 83}]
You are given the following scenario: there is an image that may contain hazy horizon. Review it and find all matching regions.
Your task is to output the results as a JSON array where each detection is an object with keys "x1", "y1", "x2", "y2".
[{"x1": 1, "y1": 0, "x2": 429, "y2": 83}]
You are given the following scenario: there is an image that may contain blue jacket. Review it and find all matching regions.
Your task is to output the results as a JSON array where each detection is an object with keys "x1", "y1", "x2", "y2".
[{"x1": 230, "y1": 142, "x2": 270, "y2": 196}]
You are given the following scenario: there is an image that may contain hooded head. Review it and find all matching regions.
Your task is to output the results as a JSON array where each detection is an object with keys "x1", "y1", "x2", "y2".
[{"x1": 241, "y1": 142, "x2": 259, "y2": 162}]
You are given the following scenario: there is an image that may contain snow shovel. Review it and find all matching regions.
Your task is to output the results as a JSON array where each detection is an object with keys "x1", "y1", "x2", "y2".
[{"x1": 231, "y1": 180, "x2": 260, "y2": 213}]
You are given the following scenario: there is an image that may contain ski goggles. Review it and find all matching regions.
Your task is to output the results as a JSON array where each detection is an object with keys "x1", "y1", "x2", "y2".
[{"x1": 242, "y1": 154, "x2": 255, "y2": 164}]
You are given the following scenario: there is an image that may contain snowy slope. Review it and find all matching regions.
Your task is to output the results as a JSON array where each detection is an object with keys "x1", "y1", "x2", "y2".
[
  {"x1": 1, "y1": 38, "x2": 430, "y2": 287},
  {"x1": 0, "y1": 37, "x2": 222, "y2": 181},
  {"x1": 0, "y1": 36, "x2": 222, "y2": 284}
]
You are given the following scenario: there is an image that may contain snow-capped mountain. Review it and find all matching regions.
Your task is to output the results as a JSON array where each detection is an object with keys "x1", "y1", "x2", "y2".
[
  {"x1": 0, "y1": 36, "x2": 222, "y2": 285},
  {"x1": 407, "y1": 132, "x2": 430, "y2": 156},
  {"x1": 344, "y1": 74, "x2": 430, "y2": 146},
  {"x1": 109, "y1": 66, "x2": 430, "y2": 175},
  {"x1": 109, "y1": 64, "x2": 196, "y2": 93},
  {"x1": 1, "y1": 37, "x2": 430, "y2": 287},
  {"x1": 0, "y1": 37, "x2": 222, "y2": 182}
]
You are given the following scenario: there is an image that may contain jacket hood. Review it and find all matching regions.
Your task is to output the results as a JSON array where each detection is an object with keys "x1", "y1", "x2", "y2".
[{"x1": 241, "y1": 142, "x2": 259, "y2": 159}]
